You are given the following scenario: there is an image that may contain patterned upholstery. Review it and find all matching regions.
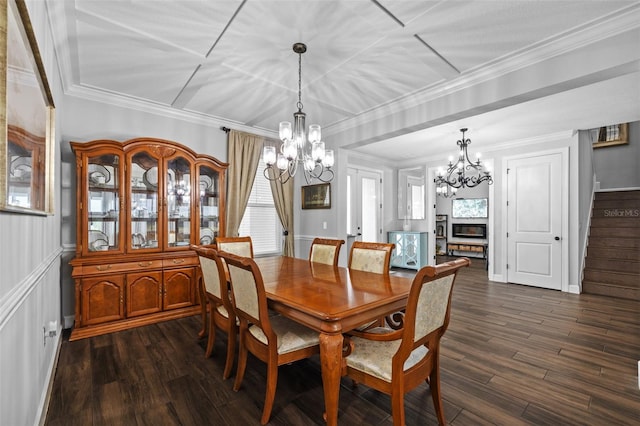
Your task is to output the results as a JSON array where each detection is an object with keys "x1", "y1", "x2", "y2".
[
  {"x1": 346, "y1": 335, "x2": 428, "y2": 382},
  {"x1": 249, "y1": 315, "x2": 319, "y2": 354},
  {"x1": 199, "y1": 255, "x2": 222, "y2": 299},
  {"x1": 310, "y1": 244, "x2": 337, "y2": 265},
  {"x1": 219, "y1": 241, "x2": 252, "y2": 257},
  {"x1": 227, "y1": 263, "x2": 259, "y2": 319},
  {"x1": 309, "y1": 238, "x2": 344, "y2": 267},
  {"x1": 415, "y1": 275, "x2": 454, "y2": 340},
  {"x1": 350, "y1": 248, "x2": 388, "y2": 273}
]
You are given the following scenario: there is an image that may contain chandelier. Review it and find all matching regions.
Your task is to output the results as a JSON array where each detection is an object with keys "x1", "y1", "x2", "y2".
[
  {"x1": 263, "y1": 43, "x2": 334, "y2": 184},
  {"x1": 434, "y1": 128, "x2": 493, "y2": 196}
]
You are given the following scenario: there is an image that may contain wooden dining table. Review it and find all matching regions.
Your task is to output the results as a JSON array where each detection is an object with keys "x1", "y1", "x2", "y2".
[{"x1": 253, "y1": 255, "x2": 414, "y2": 426}]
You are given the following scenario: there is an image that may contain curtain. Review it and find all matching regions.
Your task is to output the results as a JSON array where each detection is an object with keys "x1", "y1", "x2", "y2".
[
  {"x1": 268, "y1": 166, "x2": 294, "y2": 257},
  {"x1": 225, "y1": 130, "x2": 263, "y2": 236}
]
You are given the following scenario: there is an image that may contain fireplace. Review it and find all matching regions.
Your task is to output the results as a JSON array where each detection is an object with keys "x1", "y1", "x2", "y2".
[{"x1": 452, "y1": 223, "x2": 487, "y2": 239}]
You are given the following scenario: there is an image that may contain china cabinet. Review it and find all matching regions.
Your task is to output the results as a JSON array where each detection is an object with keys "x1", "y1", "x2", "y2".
[
  {"x1": 69, "y1": 137, "x2": 227, "y2": 340},
  {"x1": 388, "y1": 231, "x2": 428, "y2": 270}
]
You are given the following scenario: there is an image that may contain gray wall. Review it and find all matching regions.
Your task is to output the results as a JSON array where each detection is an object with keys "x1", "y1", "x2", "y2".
[
  {"x1": 0, "y1": 1, "x2": 63, "y2": 424},
  {"x1": 593, "y1": 121, "x2": 640, "y2": 189}
]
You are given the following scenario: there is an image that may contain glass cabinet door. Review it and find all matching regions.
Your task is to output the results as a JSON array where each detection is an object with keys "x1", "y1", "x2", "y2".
[
  {"x1": 197, "y1": 165, "x2": 220, "y2": 245},
  {"x1": 87, "y1": 153, "x2": 121, "y2": 253},
  {"x1": 166, "y1": 156, "x2": 192, "y2": 248},
  {"x1": 129, "y1": 151, "x2": 159, "y2": 250}
]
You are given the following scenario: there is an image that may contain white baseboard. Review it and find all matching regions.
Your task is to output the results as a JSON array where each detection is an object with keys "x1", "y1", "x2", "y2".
[{"x1": 37, "y1": 329, "x2": 63, "y2": 426}]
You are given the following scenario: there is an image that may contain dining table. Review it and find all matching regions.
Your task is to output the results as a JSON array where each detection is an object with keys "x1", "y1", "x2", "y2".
[{"x1": 253, "y1": 255, "x2": 414, "y2": 426}]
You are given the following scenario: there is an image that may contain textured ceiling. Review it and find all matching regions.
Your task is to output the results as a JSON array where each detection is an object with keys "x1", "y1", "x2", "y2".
[{"x1": 47, "y1": 0, "x2": 640, "y2": 164}]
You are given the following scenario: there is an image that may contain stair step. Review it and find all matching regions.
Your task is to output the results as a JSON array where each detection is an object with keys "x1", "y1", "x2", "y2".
[
  {"x1": 582, "y1": 281, "x2": 640, "y2": 300},
  {"x1": 590, "y1": 217, "x2": 640, "y2": 227},
  {"x1": 593, "y1": 200, "x2": 640, "y2": 211},
  {"x1": 588, "y1": 237, "x2": 640, "y2": 249},
  {"x1": 595, "y1": 191, "x2": 640, "y2": 201},
  {"x1": 586, "y1": 246, "x2": 640, "y2": 261},
  {"x1": 583, "y1": 269, "x2": 640, "y2": 287},
  {"x1": 589, "y1": 227, "x2": 640, "y2": 238},
  {"x1": 584, "y1": 257, "x2": 640, "y2": 274}
]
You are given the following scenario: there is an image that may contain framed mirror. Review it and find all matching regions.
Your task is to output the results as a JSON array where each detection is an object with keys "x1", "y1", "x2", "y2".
[
  {"x1": 398, "y1": 167, "x2": 425, "y2": 220},
  {"x1": 0, "y1": 0, "x2": 55, "y2": 215}
]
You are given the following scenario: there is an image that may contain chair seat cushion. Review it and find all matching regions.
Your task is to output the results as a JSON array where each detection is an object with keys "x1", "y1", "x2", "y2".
[
  {"x1": 249, "y1": 315, "x2": 319, "y2": 354},
  {"x1": 215, "y1": 304, "x2": 230, "y2": 318},
  {"x1": 346, "y1": 332, "x2": 428, "y2": 382}
]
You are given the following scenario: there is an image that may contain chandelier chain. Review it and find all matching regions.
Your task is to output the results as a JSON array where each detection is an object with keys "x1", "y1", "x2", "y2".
[{"x1": 297, "y1": 50, "x2": 303, "y2": 111}]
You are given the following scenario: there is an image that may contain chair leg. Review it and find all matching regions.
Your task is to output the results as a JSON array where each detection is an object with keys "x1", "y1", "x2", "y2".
[
  {"x1": 233, "y1": 333, "x2": 248, "y2": 392},
  {"x1": 430, "y1": 368, "x2": 446, "y2": 425},
  {"x1": 205, "y1": 308, "x2": 216, "y2": 358},
  {"x1": 223, "y1": 323, "x2": 237, "y2": 380},
  {"x1": 390, "y1": 389, "x2": 405, "y2": 426},
  {"x1": 261, "y1": 360, "x2": 279, "y2": 425}
]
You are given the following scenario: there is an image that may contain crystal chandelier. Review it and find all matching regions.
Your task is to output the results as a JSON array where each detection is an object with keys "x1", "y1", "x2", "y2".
[
  {"x1": 263, "y1": 43, "x2": 334, "y2": 184},
  {"x1": 435, "y1": 128, "x2": 493, "y2": 196}
]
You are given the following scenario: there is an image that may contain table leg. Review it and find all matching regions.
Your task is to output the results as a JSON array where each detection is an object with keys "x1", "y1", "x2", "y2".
[{"x1": 320, "y1": 332, "x2": 343, "y2": 426}]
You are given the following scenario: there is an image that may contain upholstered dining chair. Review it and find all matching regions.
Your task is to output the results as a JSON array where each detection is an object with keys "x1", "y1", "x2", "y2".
[
  {"x1": 215, "y1": 236, "x2": 254, "y2": 258},
  {"x1": 309, "y1": 237, "x2": 345, "y2": 266},
  {"x1": 348, "y1": 241, "x2": 395, "y2": 274},
  {"x1": 219, "y1": 251, "x2": 320, "y2": 425},
  {"x1": 348, "y1": 241, "x2": 395, "y2": 329},
  {"x1": 343, "y1": 257, "x2": 470, "y2": 426},
  {"x1": 193, "y1": 246, "x2": 237, "y2": 380}
]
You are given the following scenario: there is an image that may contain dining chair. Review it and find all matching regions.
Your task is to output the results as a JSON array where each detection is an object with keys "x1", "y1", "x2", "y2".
[
  {"x1": 348, "y1": 241, "x2": 395, "y2": 274},
  {"x1": 219, "y1": 251, "x2": 320, "y2": 425},
  {"x1": 348, "y1": 241, "x2": 395, "y2": 329},
  {"x1": 343, "y1": 257, "x2": 470, "y2": 426},
  {"x1": 309, "y1": 237, "x2": 345, "y2": 266},
  {"x1": 193, "y1": 246, "x2": 237, "y2": 379},
  {"x1": 215, "y1": 236, "x2": 254, "y2": 258}
]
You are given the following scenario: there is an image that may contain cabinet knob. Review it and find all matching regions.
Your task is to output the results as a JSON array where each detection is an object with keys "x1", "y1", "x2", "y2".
[
  {"x1": 96, "y1": 264, "x2": 112, "y2": 271},
  {"x1": 172, "y1": 258, "x2": 185, "y2": 264},
  {"x1": 138, "y1": 261, "x2": 153, "y2": 267}
]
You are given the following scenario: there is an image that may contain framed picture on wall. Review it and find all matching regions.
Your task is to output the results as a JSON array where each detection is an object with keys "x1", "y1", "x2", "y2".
[
  {"x1": 301, "y1": 183, "x2": 331, "y2": 209},
  {"x1": 593, "y1": 123, "x2": 628, "y2": 149}
]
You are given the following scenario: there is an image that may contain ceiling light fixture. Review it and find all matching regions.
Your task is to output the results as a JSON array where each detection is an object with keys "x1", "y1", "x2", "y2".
[
  {"x1": 435, "y1": 128, "x2": 493, "y2": 196},
  {"x1": 263, "y1": 43, "x2": 334, "y2": 184}
]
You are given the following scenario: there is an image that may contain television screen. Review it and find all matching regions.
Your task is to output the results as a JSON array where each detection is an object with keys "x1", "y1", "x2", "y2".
[{"x1": 452, "y1": 198, "x2": 488, "y2": 218}]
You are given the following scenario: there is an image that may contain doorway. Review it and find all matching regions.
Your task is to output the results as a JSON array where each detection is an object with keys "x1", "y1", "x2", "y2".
[
  {"x1": 346, "y1": 167, "x2": 382, "y2": 253},
  {"x1": 505, "y1": 149, "x2": 566, "y2": 290}
]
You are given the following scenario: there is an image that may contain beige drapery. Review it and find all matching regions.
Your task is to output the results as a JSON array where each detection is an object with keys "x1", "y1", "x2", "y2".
[
  {"x1": 225, "y1": 130, "x2": 295, "y2": 257},
  {"x1": 225, "y1": 130, "x2": 263, "y2": 236},
  {"x1": 268, "y1": 168, "x2": 294, "y2": 257}
]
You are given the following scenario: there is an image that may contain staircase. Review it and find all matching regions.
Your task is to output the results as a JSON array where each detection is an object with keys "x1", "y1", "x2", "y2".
[{"x1": 582, "y1": 190, "x2": 640, "y2": 300}]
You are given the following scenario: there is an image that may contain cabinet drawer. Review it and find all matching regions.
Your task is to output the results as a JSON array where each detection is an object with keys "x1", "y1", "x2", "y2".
[
  {"x1": 81, "y1": 259, "x2": 163, "y2": 276},
  {"x1": 163, "y1": 256, "x2": 198, "y2": 268}
]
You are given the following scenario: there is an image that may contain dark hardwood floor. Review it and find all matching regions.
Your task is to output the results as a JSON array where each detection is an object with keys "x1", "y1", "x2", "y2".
[{"x1": 45, "y1": 258, "x2": 640, "y2": 425}]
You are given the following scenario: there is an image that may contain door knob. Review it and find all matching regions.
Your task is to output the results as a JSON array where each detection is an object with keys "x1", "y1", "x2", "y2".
[{"x1": 554, "y1": 236, "x2": 560, "y2": 241}]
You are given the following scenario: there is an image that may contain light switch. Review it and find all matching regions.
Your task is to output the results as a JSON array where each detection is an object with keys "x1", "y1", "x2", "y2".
[{"x1": 322, "y1": 221, "x2": 327, "y2": 230}]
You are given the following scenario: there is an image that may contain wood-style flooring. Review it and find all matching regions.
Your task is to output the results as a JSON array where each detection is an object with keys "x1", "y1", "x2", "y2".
[{"x1": 45, "y1": 258, "x2": 640, "y2": 425}]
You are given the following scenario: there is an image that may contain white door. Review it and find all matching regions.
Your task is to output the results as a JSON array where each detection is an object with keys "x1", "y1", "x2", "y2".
[
  {"x1": 507, "y1": 152, "x2": 563, "y2": 290},
  {"x1": 347, "y1": 168, "x2": 382, "y2": 244}
]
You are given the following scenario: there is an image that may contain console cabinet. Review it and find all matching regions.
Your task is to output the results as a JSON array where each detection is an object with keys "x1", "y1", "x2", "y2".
[
  {"x1": 70, "y1": 137, "x2": 227, "y2": 340},
  {"x1": 388, "y1": 231, "x2": 428, "y2": 270}
]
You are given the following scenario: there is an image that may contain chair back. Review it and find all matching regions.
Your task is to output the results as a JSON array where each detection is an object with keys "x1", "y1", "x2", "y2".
[
  {"x1": 216, "y1": 236, "x2": 254, "y2": 258},
  {"x1": 193, "y1": 246, "x2": 226, "y2": 300},
  {"x1": 218, "y1": 251, "x2": 268, "y2": 328},
  {"x1": 400, "y1": 258, "x2": 470, "y2": 352},
  {"x1": 348, "y1": 241, "x2": 395, "y2": 274},
  {"x1": 309, "y1": 238, "x2": 345, "y2": 266}
]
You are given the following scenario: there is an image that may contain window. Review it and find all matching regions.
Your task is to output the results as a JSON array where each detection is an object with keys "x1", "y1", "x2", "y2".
[{"x1": 238, "y1": 159, "x2": 282, "y2": 256}]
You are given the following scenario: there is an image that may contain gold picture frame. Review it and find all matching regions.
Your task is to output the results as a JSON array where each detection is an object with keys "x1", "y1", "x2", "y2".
[
  {"x1": 593, "y1": 123, "x2": 628, "y2": 149},
  {"x1": 301, "y1": 183, "x2": 331, "y2": 209},
  {"x1": 0, "y1": 0, "x2": 55, "y2": 215}
]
